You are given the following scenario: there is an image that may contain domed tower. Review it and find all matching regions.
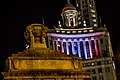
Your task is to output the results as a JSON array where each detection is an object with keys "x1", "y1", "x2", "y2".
[{"x1": 61, "y1": 0, "x2": 78, "y2": 28}]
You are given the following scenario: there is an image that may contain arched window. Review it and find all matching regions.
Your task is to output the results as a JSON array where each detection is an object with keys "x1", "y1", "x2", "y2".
[
  {"x1": 91, "y1": 40, "x2": 96, "y2": 58},
  {"x1": 74, "y1": 42, "x2": 79, "y2": 57},
  {"x1": 68, "y1": 42, "x2": 72, "y2": 54},
  {"x1": 54, "y1": 41, "x2": 57, "y2": 50},
  {"x1": 58, "y1": 41, "x2": 62, "y2": 53},
  {"x1": 80, "y1": 41, "x2": 85, "y2": 59},
  {"x1": 63, "y1": 42, "x2": 67, "y2": 53}
]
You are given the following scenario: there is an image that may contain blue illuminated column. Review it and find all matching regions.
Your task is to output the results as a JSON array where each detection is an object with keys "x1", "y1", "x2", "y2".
[
  {"x1": 83, "y1": 39, "x2": 87, "y2": 59},
  {"x1": 72, "y1": 41, "x2": 75, "y2": 55},
  {"x1": 67, "y1": 39, "x2": 73, "y2": 55},
  {"x1": 61, "y1": 41, "x2": 64, "y2": 53},
  {"x1": 77, "y1": 41, "x2": 81, "y2": 57}
]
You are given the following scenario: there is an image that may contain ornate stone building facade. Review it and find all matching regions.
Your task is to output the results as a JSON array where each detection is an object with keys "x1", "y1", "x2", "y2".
[
  {"x1": 47, "y1": 0, "x2": 116, "y2": 80},
  {"x1": 2, "y1": 24, "x2": 92, "y2": 80}
]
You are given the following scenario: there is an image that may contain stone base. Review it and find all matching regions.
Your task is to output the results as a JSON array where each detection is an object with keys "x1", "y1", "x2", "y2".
[{"x1": 31, "y1": 43, "x2": 47, "y2": 48}]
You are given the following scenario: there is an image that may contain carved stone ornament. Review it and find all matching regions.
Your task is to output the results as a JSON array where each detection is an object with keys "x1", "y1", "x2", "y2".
[{"x1": 24, "y1": 23, "x2": 48, "y2": 49}]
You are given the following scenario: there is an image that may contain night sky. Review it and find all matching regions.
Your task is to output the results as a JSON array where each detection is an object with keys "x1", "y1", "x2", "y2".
[{"x1": 0, "y1": 0, "x2": 118, "y2": 73}]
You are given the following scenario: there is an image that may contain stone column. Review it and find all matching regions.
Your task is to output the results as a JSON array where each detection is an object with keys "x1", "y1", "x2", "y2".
[
  {"x1": 61, "y1": 41, "x2": 64, "y2": 53},
  {"x1": 77, "y1": 41, "x2": 81, "y2": 57},
  {"x1": 97, "y1": 39, "x2": 102, "y2": 57},
  {"x1": 94, "y1": 39, "x2": 99, "y2": 56},
  {"x1": 83, "y1": 39, "x2": 87, "y2": 59},
  {"x1": 89, "y1": 39, "x2": 93, "y2": 58},
  {"x1": 72, "y1": 41, "x2": 75, "y2": 55},
  {"x1": 66, "y1": 41, "x2": 69, "y2": 55}
]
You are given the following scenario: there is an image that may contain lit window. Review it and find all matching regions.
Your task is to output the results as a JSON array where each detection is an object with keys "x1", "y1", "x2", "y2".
[
  {"x1": 83, "y1": 30, "x2": 87, "y2": 32},
  {"x1": 78, "y1": 22, "x2": 81, "y2": 25},
  {"x1": 67, "y1": 31, "x2": 70, "y2": 33},
  {"x1": 92, "y1": 19, "x2": 96, "y2": 22},
  {"x1": 89, "y1": 30, "x2": 93, "y2": 32},
  {"x1": 56, "y1": 30, "x2": 60, "y2": 32},
  {"x1": 92, "y1": 14, "x2": 96, "y2": 17},
  {"x1": 91, "y1": 9, "x2": 95, "y2": 13},
  {"x1": 94, "y1": 24, "x2": 97, "y2": 27},
  {"x1": 72, "y1": 31, "x2": 76, "y2": 33},
  {"x1": 91, "y1": 62, "x2": 95, "y2": 66},
  {"x1": 89, "y1": 5, "x2": 92, "y2": 7},
  {"x1": 78, "y1": 31, "x2": 82, "y2": 33},
  {"x1": 62, "y1": 31, "x2": 65, "y2": 33}
]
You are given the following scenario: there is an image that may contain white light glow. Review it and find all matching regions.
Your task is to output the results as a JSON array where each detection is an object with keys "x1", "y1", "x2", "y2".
[{"x1": 47, "y1": 32, "x2": 105, "y2": 38}]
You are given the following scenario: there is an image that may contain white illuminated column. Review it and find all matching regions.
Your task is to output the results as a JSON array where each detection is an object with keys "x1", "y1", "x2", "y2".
[
  {"x1": 68, "y1": 16, "x2": 71, "y2": 26},
  {"x1": 89, "y1": 39, "x2": 93, "y2": 58},
  {"x1": 66, "y1": 41, "x2": 69, "y2": 55},
  {"x1": 73, "y1": 16, "x2": 76, "y2": 26}
]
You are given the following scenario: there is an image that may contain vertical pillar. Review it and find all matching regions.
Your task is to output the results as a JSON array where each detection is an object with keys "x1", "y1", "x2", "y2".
[
  {"x1": 97, "y1": 39, "x2": 102, "y2": 57},
  {"x1": 83, "y1": 39, "x2": 87, "y2": 59},
  {"x1": 66, "y1": 41, "x2": 69, "y2": 55},
  {"x1": 56, "y1": 39, "x2": 59, "y2": 51},
  {"x1": 52, "y1": 38, "x2": 56, "y2": 50},
  {"x1": 68, "y1": 16, "x2": 71, "y2": 26},
  {"x1": 9, "y1": 59, "x2": 12, "y2": 70},
  {"x1": 94, "y1": 39, "x2": 99, "y2": 56},
  {"x1": 61, "y1": 41, "x2": 64, "y2": 53},
  {"x1": 77, "y1": 41, "x2": 81, "y2": 57},
  {"x1": 89, "y1": 39, "x2": 93, "y2": 58},
  {"x1": 73, "y1": 16, "x2": 76, "y2": 26},
  {"x1": 72, "y1": 41, "x2": 75, "y2": 55},
  {"x1": 47, "y1": 37, "x2": 50, "y2": 48}
]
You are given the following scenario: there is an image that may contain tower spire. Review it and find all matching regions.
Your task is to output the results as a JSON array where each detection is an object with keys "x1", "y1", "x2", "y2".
[
  {"x1": 67, "y1": 0, "x2": 70, "y2": 3},
  {"x1": 42, "y1": 18, "x2": 44, "y2": 25}
]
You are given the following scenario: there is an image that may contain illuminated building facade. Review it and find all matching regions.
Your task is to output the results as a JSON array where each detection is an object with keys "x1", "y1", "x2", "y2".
[{"x1": 47, "y1": 0, "x2": 116, "y2": 80}]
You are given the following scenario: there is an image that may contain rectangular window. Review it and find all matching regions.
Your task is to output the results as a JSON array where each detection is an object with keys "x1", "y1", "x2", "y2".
[
  {"x1": 97, "y1": 61, "x2": 101, "y2": 65},
  {"x1": 99, "y1": 76, "x2": 103, "y2": 80},
  {"x1": 92, "y1": 76, "x2": 97, "y2": 80},
  {"x1": 105, "y1": 67, "x2": 110, "y2": 73},
  {"x1": 98, "y1": 68, "x2": 102, "y2": 73},
  {"x1": 91, "y1": 69, "x2": 96, "y2": 74}
]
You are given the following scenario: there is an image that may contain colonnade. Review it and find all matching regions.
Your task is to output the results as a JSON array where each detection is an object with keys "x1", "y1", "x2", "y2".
[{"x1": 51, "y1": 37, "x2": 101, "y2": 59}]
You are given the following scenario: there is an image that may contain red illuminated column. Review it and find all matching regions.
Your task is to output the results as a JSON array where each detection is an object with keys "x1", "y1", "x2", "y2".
[{"x1": 95, "y1": 39, "x2": 100, "y2": 56}]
